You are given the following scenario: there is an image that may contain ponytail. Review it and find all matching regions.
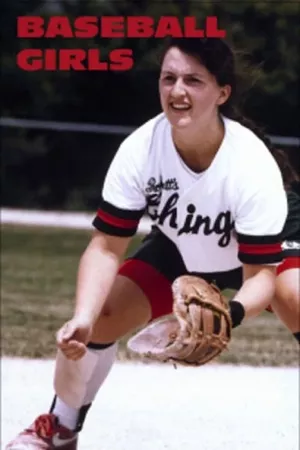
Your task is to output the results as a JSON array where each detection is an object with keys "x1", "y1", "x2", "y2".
[{"x1": 220, "y1": 105, "x2": 299, "y2": 189}]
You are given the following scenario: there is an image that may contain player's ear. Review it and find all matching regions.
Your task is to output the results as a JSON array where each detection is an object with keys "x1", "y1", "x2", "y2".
[{"x1": 216, "y1": 85, "x2": 231, "y2": 106}]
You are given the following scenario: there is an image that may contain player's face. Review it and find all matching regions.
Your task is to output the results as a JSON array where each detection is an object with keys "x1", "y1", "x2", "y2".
[{"x1": 159, "y1": 47, "x2": 231, "y2": 130}]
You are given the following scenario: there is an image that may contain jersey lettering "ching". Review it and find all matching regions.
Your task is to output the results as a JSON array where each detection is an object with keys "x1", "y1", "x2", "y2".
[{"x1": 147, "y1": 192, "x2": 234, "y2": 247}]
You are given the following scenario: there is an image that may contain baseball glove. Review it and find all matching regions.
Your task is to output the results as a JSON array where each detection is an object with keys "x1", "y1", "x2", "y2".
[{"x1": 127, "y1": 275, "x2": 232, "y2": 366}]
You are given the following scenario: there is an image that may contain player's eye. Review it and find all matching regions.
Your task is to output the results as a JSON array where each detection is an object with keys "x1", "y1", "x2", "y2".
[
  {"x1": 163, "y1": 75, "x2": 176, "y2": 82},
  {"x1": 186, "y1": 77, "x2": 202, "y2": 84}
]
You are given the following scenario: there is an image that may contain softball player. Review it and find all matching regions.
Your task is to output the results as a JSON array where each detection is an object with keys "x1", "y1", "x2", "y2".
[{"x1": 6, "y1": 37, "x2": 299, "y2": 450}]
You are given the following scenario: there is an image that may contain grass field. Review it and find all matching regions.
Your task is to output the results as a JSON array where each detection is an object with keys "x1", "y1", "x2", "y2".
[{"x1": 1, "y1": 225, "x2": 299, "y2": 366}]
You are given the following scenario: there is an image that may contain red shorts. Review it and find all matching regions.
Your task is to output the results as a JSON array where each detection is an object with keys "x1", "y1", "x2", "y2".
[
  {"x1": 119, "y1": 228, "x2": 300, "y2": 319},
  {"x1": 118, "y1": 227, "x2": 242, "y2": 320},
  {"x1": 276, "y1": 256, "x2": 300, "y2": 275},
  {"x1": 266, "y1": 247, "x2": 300, "y2": 312},
  {"x1": 119, "y1": 259, "x2": 174, "y2": 320}
]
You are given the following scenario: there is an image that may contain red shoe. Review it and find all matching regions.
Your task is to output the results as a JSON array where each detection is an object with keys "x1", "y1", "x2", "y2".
[{"x1": 5, "y1": 413, "x2": 78, "y2": 449}]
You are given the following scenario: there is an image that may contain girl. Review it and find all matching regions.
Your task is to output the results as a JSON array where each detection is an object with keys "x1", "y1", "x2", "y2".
[{"x1": 6, "y1": 37, "x2": 298, "y2": 450}]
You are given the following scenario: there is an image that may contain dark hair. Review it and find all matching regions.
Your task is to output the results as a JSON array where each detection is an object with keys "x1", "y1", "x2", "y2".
[{"x1": 160, "y1": 38, "x2": 299, "y2": 188}]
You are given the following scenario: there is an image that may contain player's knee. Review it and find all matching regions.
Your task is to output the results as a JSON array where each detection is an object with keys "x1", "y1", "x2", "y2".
[
  {"x1": 275, "y1": 270, "x2": 300, "y2": 307},
  {"x1": 90, "y1": 283, "x2": 152, "y2": 342},
  {"x1": 90, "y1": 313, "x2": 150, "y2": 344}
]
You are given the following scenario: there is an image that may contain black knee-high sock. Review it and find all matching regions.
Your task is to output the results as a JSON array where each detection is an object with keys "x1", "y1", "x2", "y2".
[
  {"x1": 229, "y1": 301, "x2": 245, "y2": 328},
  {"x1": 292, "y1": 332, "x2": 300, "y2": 345},
  {"x1": 50, "y1": 341, "x2": 117, "y2": 431}
]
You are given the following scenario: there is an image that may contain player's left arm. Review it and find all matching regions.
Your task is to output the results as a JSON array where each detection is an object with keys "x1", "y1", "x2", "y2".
[
  {"x1": 233, "y1": 157, "x2": 288, "y2": 318},
  {"x1": 233, "y1": 263, "x2": 277, "y2": 317}
]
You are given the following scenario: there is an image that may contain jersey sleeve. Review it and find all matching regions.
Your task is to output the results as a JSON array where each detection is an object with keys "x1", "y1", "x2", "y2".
[
  {"x1": 92, "y1": 135, "x2": 147, "y2": 237},
  {"x1": 234, "y1": 158, "x2": 288, "y2": 265}
]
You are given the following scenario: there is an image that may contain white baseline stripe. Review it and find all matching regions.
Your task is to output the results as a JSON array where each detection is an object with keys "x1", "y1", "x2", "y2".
[{"x1": 1, "y1": 208, "x2": 152, "y2": 235}]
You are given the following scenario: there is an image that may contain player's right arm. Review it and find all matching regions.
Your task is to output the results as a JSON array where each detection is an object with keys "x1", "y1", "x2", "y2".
[
  {"x1": 56, "y1": 230, "x2": 131, "y2": 359},
  {"x1": 56, "y1": 124, "x2": 150, "y2": 358},
  {"x1": 73, "y1": 230, "x2": 132, "y2": 326}
]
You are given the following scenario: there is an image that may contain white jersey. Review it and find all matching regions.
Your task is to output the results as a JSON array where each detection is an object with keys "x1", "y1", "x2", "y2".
[{"x1": 93, "y1": 113, "x2": 287, "y2": 272}]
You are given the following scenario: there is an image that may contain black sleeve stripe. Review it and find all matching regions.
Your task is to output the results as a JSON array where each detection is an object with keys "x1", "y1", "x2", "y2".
[
  {"x1": 100, "y1": 198, "x2": 145, "y2": 220},
  {"x1": 238, "y1": 252, "x2": 283, "y2": 265},
  {"x1": 282, "y1": 249, "x2": 300, "y2": 258},
  {"x1": 92, "y1": 198, "x2": 146, "y2": 236},
  {"x1": 237, "y1": 232, "x2": 282, "y2": 245},
  {"x1": 92, "y1": 217, "x2": 137, "y2": 237}
]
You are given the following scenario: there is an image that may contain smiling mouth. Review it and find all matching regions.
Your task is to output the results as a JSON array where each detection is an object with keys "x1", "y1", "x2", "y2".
[{"x1": 170, "y1": 103, "x2": 191, "y2": 111}]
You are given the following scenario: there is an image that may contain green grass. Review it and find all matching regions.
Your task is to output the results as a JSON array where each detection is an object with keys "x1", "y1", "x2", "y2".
[{"x1": 1, "y1": 225, "x2": 299, "y2": 366}]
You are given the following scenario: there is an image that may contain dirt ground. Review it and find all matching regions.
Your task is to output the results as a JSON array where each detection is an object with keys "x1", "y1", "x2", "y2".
[{"x1": 1, "y1": 358, "x2": 299, "y2": 450}]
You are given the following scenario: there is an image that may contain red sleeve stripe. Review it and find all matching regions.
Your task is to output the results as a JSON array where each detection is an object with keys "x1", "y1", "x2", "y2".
[
  {"x1": 96, "y1": 209, "x2": 139, "y2": 229},
  {"x1": 238, "y1": 242, "x2": 282, "y2": 255}
]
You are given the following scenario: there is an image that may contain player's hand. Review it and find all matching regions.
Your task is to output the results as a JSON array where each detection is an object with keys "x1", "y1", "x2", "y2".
[{"x1": 56, "y1": 316, "x2": 93, "y2": 361}]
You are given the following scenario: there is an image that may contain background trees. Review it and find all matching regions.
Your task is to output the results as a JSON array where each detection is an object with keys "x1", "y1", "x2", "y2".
[{"x1": 1, "y1": 0, "x2": 299, "y2": 209}]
